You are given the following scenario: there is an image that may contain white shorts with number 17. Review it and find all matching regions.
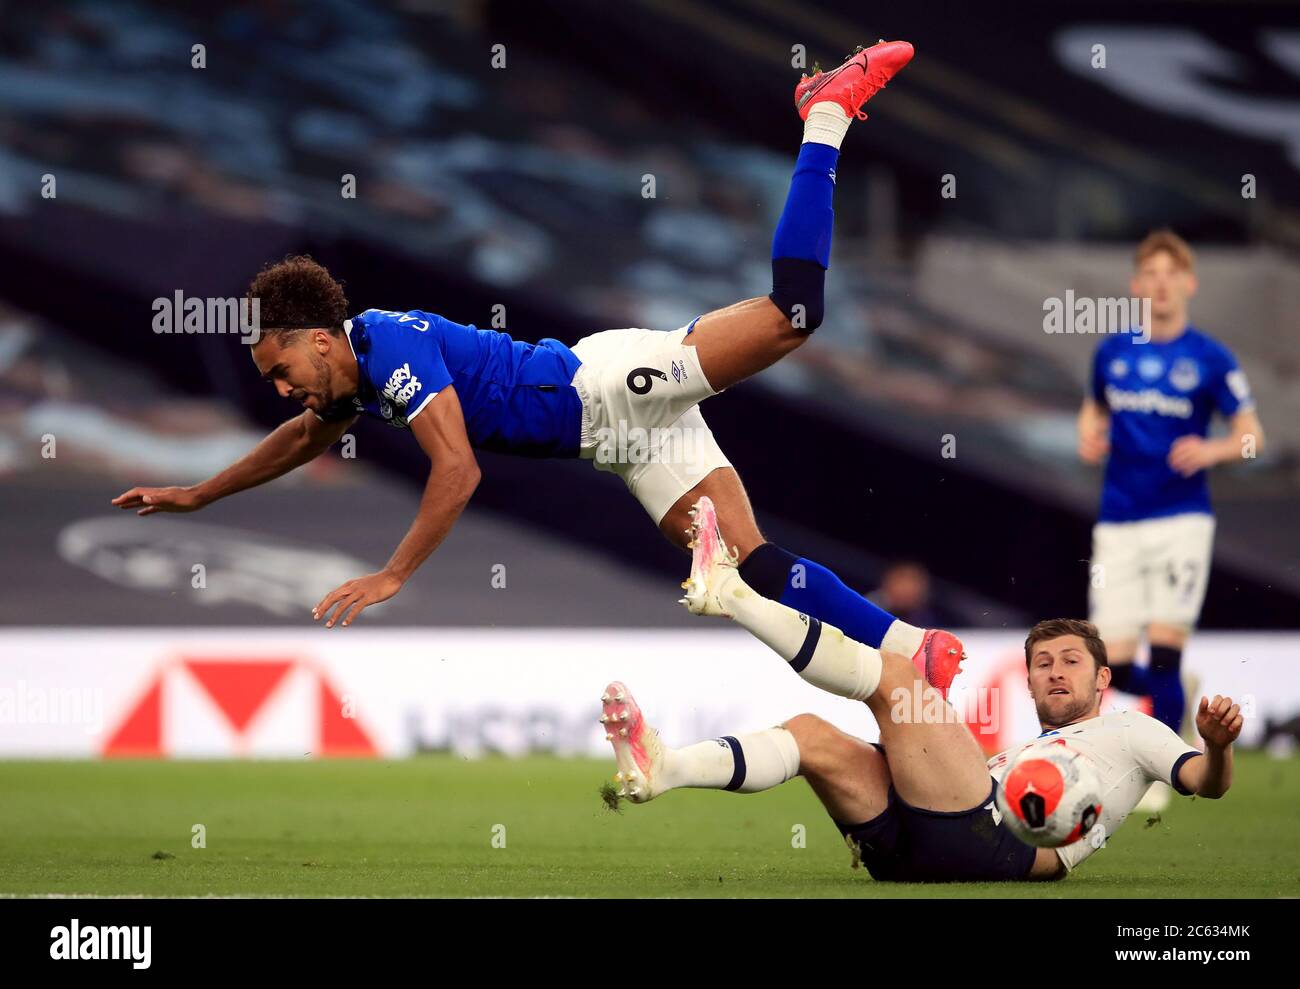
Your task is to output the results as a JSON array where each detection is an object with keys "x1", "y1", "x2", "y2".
[
  {"x1": 569, "y1": 324, "x2": 732, "y2": 525},
  {"x1": 1088, "y1": 512, "x2": 1216, "y2": 641}
]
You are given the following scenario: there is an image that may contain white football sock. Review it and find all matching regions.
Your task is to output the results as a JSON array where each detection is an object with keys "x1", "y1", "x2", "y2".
[
  {"x1": 716, "y1": 570, "x2": 882, "y2": 702},
  {"x1": 881, "y1": 620, "x2": 924, "y2": 660},
  {"x1": 802, "y1": 102, "x2": 851, "y2": 149},
  {"x1": 663, "y1": 729, "x2": 800, "y2": 793}
]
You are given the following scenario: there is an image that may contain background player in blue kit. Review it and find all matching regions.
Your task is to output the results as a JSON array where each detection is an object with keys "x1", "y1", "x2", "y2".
[
  {"x1": 1076, "y1": 231, "x2": 1264, "y2": 764},
  {"x1": 109, "y1": 41, "x2": 966, "y2": 690}
]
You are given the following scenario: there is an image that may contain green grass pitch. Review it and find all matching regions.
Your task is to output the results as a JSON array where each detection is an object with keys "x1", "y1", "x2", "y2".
[{"x1": 1, "y1": 753, "x2": 1296, "y2": 897}]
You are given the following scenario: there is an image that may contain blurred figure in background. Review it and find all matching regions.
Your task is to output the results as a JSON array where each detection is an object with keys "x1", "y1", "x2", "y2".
[
  {"x1": 869, "y1": 560, "x2": 958, "y2": 632},
  {"x1": 1077, "y1": 230, "x2": 1265, "y2": 807}
]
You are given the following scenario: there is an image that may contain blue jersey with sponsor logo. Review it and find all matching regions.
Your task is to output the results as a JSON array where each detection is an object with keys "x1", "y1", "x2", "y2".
[
  {"x1": 321, "y1": 309, "x2": 583, "y2": 458},
  {"x1": 1090, "y1": 327, "x2": 1252, "y2": 522}
]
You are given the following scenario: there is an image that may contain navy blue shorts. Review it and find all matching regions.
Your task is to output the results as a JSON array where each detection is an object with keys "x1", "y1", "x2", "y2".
[{"x1": 835, "y1": 747, "x2": 1037, "y2": 883}]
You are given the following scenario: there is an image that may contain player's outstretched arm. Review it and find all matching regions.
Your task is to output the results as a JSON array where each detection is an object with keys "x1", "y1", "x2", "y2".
[
  {"x1": 314, "y1": 385, "x2": 480, "y2": 629},
  {"x1": 1177, "y1": 694, "x2": 1243, "y2": 799},
  {"x1": 111, "y1": 410, "x2": 355, "y2": 515}
]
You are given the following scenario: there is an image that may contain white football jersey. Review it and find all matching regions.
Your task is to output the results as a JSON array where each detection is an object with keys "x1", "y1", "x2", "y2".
[{"x1": 987, "y1": 710, "x2": 1201, "y2": 873}]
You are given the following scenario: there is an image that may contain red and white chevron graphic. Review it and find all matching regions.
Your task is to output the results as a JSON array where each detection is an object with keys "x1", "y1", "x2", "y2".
[{"x1": 104, "y1": 656, "x2": 377, "y2": 758}]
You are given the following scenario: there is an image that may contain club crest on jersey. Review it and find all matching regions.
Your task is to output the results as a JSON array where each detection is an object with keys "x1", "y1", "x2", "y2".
[
  {"x1": 1169, "y1": 357, "x2": 1200, "y2": 392},
  {"x1": 378, "y1": 398, "x2": 409, "y2": 428},
  {"x1": 1137, "y1": 354, "x2": 1165, "y2": 382}
]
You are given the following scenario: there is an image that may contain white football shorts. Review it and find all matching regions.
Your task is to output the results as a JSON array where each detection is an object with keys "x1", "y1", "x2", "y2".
[
  {"x1": 570, "y1": 324, "x2": 732, "y2": 524},
  {"x1": 1088, "y1": 512, "x2": 1216, "y2": 641}
]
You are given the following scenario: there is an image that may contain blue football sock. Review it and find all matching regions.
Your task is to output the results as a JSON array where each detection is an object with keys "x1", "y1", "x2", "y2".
[
  {"x1": 772, "y1": 142, "x2": 838, "y2": 266},
  {"x1": 738, "y1": 543, "x2": 896, "y2": 649},
  {"x1": 769, "y1": 142, "x2": 838, "y2": 331},
  {"x1": 1106, "y1": 661, "x2": 1152, "y2": 697},
  {"x1": 1147, "y1": 645, "x2": 1186, "y2": 732}
]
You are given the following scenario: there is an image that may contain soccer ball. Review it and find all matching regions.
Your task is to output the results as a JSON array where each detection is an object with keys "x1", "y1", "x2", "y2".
[{"x1": 996, "y1": 741, "x2": 1103, "y2": 848}]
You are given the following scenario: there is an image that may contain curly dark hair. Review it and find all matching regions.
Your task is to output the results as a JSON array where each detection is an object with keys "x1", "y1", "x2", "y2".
[
  {"x1": 244, "y1": 255, "x2": 348, "y2": 338},
  {"x1": 1023, "y1": 618, "x2": 1109, "y2": 670}
]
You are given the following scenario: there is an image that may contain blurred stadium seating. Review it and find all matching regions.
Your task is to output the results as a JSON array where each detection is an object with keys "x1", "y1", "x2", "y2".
[{"x1": 1, "y1": 0, "x2": 1296, "y2": 636}]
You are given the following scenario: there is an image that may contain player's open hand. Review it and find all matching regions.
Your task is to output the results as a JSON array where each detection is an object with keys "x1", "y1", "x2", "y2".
[
  {"x1": 1167, "y1": 435, "x2": 1216, "y2": 477},
  {"x1": 313, "y1": 570, "x2": 404, "y2": 628},
  {"x1": 1195, "y1": 694, "x2": 1243, "y2": 749},
  {"x1": 111, "y1": 486, "x2": 206, "y2": 516}
]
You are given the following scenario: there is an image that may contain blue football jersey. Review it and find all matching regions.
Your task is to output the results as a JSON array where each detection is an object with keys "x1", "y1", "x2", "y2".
[
  {"x1": 320, "y1": 309, "x2": 583, "y2": 458},
  {"x1": 1090, "y1": 327, "x2": 1253, "y2": 522}
]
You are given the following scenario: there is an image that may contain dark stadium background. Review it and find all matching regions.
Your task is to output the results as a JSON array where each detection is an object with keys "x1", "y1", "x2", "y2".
[{"x1": 0, "y1": 0, "x2": 1295, "y2": 632}]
